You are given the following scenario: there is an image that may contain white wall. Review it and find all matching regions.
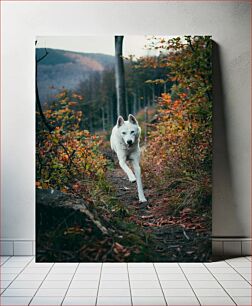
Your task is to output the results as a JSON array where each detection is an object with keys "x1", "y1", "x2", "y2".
[{"x1": 1, "y1": 1, "x2": 251, "y2": 241}]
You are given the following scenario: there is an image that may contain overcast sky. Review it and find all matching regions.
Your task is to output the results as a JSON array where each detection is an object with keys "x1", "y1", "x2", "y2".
[{"x1": 36, "y1": 35, "x2": 172, "y2": 57}]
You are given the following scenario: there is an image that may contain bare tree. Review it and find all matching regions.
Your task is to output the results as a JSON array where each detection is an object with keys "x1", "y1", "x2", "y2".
[{"x1": 115, "y1": 36, "x2": 126, "y2": 118}]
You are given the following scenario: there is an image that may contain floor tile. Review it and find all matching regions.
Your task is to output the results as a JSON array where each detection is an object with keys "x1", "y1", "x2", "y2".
[
  {"x1": 225, "y1": 288, "x2": 252, "y2": 296},
  {"x1": 0, "y1": 256, "x2": 10, "y2": 264},
  {"x1": 102, "y1": 267, "x2": 128, "y2": 273},
  {"x1": 50, "y1": 266, "x2": 77, "y2": 274},
  {"x1": 232, "y1": 296, "x2": 252, "y2": 305},
  {"x1": 156, "y1": 267, "x2": 182, "y2": 274},
  {"x1": 1, "y1": 274, "x2": 17, "y2": 281},
  {"x1": 0, "y1": 296, "x2": 32, "y2": 305},
  {"x1": 128, "y1": 268, "x2": 155, "y2": 274},
  {"x1": 53, "y1": 263, "x2": 78, "y2": 268},
  {"x1": 198, "y1": 296, "x2": 236, "y2": 305},
  {"x1": 189, "y1": 280, "x2": 221, "y2": 288},
  {"x1": 27, "y1": 262, "x2": 53, "y2": 268},
  {"x1": 98, "y1": 288, "x2": 130, "y2": 296},
  {"x1": 76, "y1": 266, "x2": 101, "y2": 273},
  {"x1": 155, "y1": 263, "x2": 179, "y2": 268},
  {"x1": 2, "y1": 288, "x2": 37, "y2": 296},
  {"x1": 101, "y1": 273, "x2": 128, "y2": 281},
  {"x1": 130, "y1": 280, "x2": 160, "y2": 289},
  {"x1": 214, "y1": 273, "x2": 245, "y2": 281},
  {"x1": 22, "y1": 267, "x2": 50, "y2": 274},
  {"x1": 74, "y1": 273, "x2": 100, "y2": 280},
  {"x1": 179, "y1": 263, "x2": 205, "y2": 267},
  {"x1": 241, "y1": 273, "x2": 252, "y2": 283},
  {"x1": 2, "y1": 261, "x2": 28, "y2": 268},
  {"x1": 132, "y1": 296, "x2": 166, "y2": 305},
  {"x1": 1, "y1": 267, "x2": 23, "y2": 274},
  {"x1": 205, "y1": 261, "x2": 230, "y2": 267},
  {"x1": 66, "y1": 288, "x2": 97, "y2": 296},
  {"x1": 70, "y1": 280, "x2": 99, "y2": 288},
  {"x1": 62, "y1": 296, "x2": 96, "y2": 305},
  {"x1": 8, "y1": 256, "x2": 33, "y2": 262},
  {"x1": 128, "y1": 263, "x2": 153, "y2": 267},
  {"x1": 165, "y1": 296, "x2": 200, "y2": 305},
  {"x1": 16, "y1": 273, "x2": 46, "y2": 281},
  {"x1": 206, "y1": 267, "x2": 236, "y2": 274},
  {"x1": 129, "y1": 273, "x2": 158, "y2": 281},
  {"x1": 79, "y1": 262, "x2": 102, "y2": 267},
  {"x1": 40, "y1": 280, "x2": 71, "y2": 288},
  {"x1": 182, "y1": 267, "x2": 209, "y2": 274},
  {"x1": 160, "y1": 280, "x2": 191, "y2": 288},
  {"x1": 0, "y1": 280, "x2": 12, "y2": 288},
  {"x1": 99, "y1": 281, "x2": 129, "y2": 289},
  {"x1": 219, "y1": 280, "x2": 252, "y2": 288},
  {"x1": 158, "y1": 273, "x2": 186, "y2": 280},
  {"x1": 30, "y1": 296, "x2": 64, "y2": 305},
  {"x1": 97, "y1": 296, "x2": 131, "y2": 305},
  {"x1": 228, "y1": 262, "x2": 252, "y2": 268},
  {"x1": 35, "y1": 287, "x2": 67, "y2": 296},
  {"x1": 8, "y1": 280, "x2": 42, "y2": 289},
  {"x1": 131, "y1": 288, "x2": 163, "y2": 296},
  {"x1": 45, "y1": 273, "x2": 73, "y2": 281},
  {"x1": 182, "y1": 273, "x2": 215, "y2": 281},
  {"x1": 235, "y1": 267, "x2": 252, "y2": 274},
  {"x1": 163, "y1": 288, "x2": 195, "y2": 296},
  {"x1": 194, "y1": 288, "x2": 228, "y2": 296},
  {"x1": 227, "y1": 257, "x2": 250, "y2": 263}
]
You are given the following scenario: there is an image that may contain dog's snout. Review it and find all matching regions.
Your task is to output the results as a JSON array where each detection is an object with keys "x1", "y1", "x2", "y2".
[{"x1": 127, "y1": 140, "x2": 133, "y2": 145}]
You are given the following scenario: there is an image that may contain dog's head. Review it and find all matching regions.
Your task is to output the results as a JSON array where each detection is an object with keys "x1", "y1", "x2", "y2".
[{"x1": 117, "y1": 114, "x2": 140, "y2": 147}]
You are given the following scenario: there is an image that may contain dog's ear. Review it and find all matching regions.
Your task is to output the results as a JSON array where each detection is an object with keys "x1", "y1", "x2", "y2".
[
  {"x1": 128, "y1": 114, "x2": 138, "y2": 125},
  {"x1": 117, "y1": 116, "x2": 124, "y2": 127}
]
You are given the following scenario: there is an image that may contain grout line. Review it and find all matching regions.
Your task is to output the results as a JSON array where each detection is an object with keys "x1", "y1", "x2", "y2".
[
  {"x1": 203, "y1": 263, "x2": 238, "y2": 306},
  {"x1": 28, "y1": 261, "x2": 55, "y2": 305},
  {"x1": 225, "y1": 260, "x2": 252, "y2": 286},
  {"x1": 61, "y1": 263, "x2": 80, "y2": 306},
  {"x1": 95, "y1": 262, "x2": 103, "y2": 306},
  {"x1": 153, "y1": 263, "x2": 168, "y2": 306},
  {"x1": 0, "y1": 255, "x2": 34, "y2": 296},
  {"x1": 126, "y1": 262, "x2": 133, "y2": 306},
  {"x1": 0, "y1": 255, "x2": 12, "y2": 266},
  {"x1": 243, "y1": 256, "x2": 251, "y2": 262},
  {"x1": 177, "y1": 263, "x2": 201, "y2": 306}
]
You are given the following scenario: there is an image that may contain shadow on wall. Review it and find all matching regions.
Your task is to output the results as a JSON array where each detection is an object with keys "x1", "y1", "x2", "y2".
[{"x1": 212, "y1": 42, "x2": 245, "y2": 239}]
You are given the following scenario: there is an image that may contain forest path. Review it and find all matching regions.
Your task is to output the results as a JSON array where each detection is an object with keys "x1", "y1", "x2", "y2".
[{"x1": 105, "y1": 155, "x2": 211, "y2": 262}]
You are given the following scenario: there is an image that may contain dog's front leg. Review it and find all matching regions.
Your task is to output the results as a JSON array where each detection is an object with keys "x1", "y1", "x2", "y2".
[
  {"x1": 118, "y1": 154, "x2": 136, "y2": 182},
  {"x1": 131, "y1": 158, "x2": 147, "y2": 203}
]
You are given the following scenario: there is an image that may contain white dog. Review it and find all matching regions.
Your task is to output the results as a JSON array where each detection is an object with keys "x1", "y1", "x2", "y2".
[{"x1": 110, "y1": 114, "x2": 147, "y2": 203}]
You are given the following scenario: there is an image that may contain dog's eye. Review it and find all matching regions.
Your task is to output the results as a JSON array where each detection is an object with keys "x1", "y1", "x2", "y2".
[
  {"x1": 130, "y1": 131, "x2": 134, "y2": 134},
  {"x1": 122, "y1": 132, "x2": 126, "y2": 135}
]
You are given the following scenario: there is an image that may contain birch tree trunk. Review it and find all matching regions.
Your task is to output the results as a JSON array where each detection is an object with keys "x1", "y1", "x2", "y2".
[{"x1": 115, "y1": 36, "x2": 126, "y2": 118}]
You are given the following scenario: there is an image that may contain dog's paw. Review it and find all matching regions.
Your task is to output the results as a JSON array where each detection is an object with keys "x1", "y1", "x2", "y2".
[{"x1": 139, "y1": 197, "x2": 147, "y2": 203}]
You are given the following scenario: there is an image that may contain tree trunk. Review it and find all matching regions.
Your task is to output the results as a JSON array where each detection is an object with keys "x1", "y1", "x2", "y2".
[
  {"x1": 115, "y1": 36, "x2": 126, "y2": 118},
  {"x1": 132, "y1": 93, "x2": 137, "y2": 115},
  {"x1": 101, "y1": 107, "x2": 105, "y2": 131}
]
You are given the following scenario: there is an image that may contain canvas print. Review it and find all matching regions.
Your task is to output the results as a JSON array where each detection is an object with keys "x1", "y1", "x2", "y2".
[{"x1": 36, "y1": 36, "x2": 212, "y2": 262}]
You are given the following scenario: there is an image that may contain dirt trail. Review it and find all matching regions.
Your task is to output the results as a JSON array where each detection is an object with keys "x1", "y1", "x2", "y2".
[{"x1": 105, "y1": 159, "x2": 211, "y2": 262}]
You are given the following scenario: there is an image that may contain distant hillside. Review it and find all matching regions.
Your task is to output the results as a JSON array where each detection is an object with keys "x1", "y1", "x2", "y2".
[{"x1": 36, "y1": 48, "x2": 115, "y2": 104}]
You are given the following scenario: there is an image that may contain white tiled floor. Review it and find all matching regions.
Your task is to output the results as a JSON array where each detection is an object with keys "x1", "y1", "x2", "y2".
[{"x1": 0, "y1": 256, "x2": 251, "y2": 305}]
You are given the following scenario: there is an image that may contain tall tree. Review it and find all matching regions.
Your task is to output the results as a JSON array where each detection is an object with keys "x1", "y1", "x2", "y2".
[{"x1": 115, "y1": 36, "x2": 126, "y2": 118}]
